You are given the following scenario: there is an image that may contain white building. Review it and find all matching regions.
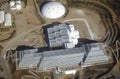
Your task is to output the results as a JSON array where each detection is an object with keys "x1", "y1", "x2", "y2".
[
  {"x1": 16, "y1": 0, "x2": 22, "y2": 10},
  {"x1": 9, "y1": 0, "x2": 23, "y2": 10},
  {"x1": 41, "y1": 2, "x2": 66, "y2": 19},
  {"x1": 0, "y1": 11, "x2": 5, "y2": 23},
  {"x1": 4, "y1": 13, "x2": 12, "y2": 26},
  {"x1": 9, "y1": 1, "x2": 16, "y2": 10}
]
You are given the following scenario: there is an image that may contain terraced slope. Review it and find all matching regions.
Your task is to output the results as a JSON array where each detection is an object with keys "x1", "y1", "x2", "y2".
[{"x1": 66, "y1": 0, "x2": 119, "y2": 45}]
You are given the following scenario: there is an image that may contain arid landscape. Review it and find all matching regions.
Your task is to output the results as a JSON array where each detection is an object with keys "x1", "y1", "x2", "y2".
[{"x1": 0, "y1": 0, "x2": 120, "y2": 79}]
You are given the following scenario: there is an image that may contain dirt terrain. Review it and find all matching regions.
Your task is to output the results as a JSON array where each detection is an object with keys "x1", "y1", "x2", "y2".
[{"x1": 0, "y1": 0, "x2": 120, "y2": 79}]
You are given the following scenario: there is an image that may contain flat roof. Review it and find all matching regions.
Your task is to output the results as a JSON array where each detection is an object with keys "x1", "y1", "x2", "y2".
[{"x1": 17, "y1": 43, "x2": 109, "y2": 71}]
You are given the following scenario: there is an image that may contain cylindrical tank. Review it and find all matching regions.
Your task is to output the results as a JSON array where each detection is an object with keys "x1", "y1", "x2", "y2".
[
  {"x1": 16, "y1": 1, "x2": 22, "y2": 10},
  {"x1": 10, "y1": 1, "x2": 15, "y2": 6},
  {"x1": 0, "y1": 11, "x2": 5, "y2": 23},
  {"x1": 4, "y1": 13, "x2": 12, "y2": 26},
  {"x1": 10, "y1": 1, "x2": 16, "y2": 10}
]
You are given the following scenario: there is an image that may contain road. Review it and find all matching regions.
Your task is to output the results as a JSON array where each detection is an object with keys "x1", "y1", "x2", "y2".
[{"x1": 63, "y1": 18, "x2": 95, "y2": 40}]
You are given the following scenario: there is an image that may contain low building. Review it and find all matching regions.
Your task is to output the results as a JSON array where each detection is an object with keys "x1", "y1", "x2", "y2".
[
  {"x1": 0, "y1": 11, "x2": 5, "y2": 23},
  {"x1": 16, "y1": 43, "x2": 110, "y2": 75},
  {"x1": 4, "y1": 13, "x2": 12, "y2": 27},
  {"x1": 9, "y1": 0, "x2": 23, "y2": 10}
]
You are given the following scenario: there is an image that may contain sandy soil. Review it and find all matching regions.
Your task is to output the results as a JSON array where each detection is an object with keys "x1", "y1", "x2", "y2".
[
  {"x1": 0, "y1": 0, "x2": 109, "y2": 79},
  {"x1": 0, "y1": 7, "x2": 106, "y2": 50}
]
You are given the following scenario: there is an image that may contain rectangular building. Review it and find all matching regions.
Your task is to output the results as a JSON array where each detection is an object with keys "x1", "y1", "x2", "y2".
[{"x1": 16, "y1": 43, "x2": 110, "y2": 73}]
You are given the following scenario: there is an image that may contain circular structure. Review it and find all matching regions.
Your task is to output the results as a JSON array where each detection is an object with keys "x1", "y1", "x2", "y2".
[{"x1": 41, "y1": 2, "x2": 66, "y2": 19}]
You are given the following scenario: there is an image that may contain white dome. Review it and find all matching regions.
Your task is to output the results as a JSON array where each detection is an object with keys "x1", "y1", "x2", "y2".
[{"x1": 41, "y1": 2, "x2": 66, "y2": 19}]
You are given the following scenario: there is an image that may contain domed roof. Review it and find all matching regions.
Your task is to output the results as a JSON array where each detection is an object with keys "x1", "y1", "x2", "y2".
[{"x1": 41, "y1": 2, "x2": 66, "y2": 19}]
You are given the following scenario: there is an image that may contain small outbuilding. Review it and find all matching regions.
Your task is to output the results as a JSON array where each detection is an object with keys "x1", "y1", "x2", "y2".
[
  {"x1": 0, "y1": 11, "x2": 5, "y2": 23},
  {"x1": 4, "y1": 13, "x2": 12, "y2": 26}
]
